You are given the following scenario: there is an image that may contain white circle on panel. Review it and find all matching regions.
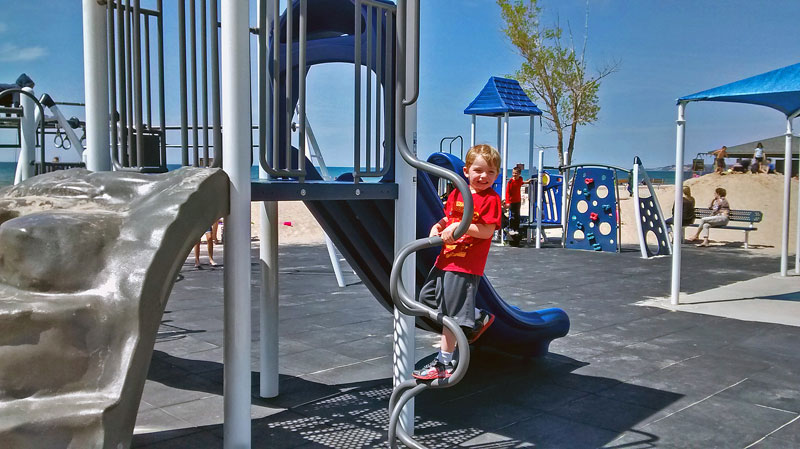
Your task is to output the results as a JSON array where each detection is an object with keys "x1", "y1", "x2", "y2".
[
  {"x1": 577, "y1": 200, "x2": 588, "y2": 213},
  {"x1": 574, "y1": 229, "x2": 585, "y2": 241},
  {"x1": 597, "y1": 185, "x2": 609, "y2": 199},
  {"x1": 599, "y1": 222, "x2": 612, "y2": 235}
]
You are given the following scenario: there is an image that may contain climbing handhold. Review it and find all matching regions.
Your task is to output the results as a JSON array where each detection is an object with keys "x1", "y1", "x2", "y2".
[
  {"x1": 589, "y1": 212, "x2": 599, "y2": 222},
  {"x1": 602, "y1": 204, "x2": 612, "y2": 214},
  {"x1": 584, "y1": 177, "x2": 594, "y2": 186}
]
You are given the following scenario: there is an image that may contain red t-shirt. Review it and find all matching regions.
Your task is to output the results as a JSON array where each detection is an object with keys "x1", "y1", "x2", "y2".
[
  {"x1": 434, "y1": 188, "x2": 502, "y2": 276},
  {"x1": 506, "y1": 177, "x2": 523, "y2": 205}
]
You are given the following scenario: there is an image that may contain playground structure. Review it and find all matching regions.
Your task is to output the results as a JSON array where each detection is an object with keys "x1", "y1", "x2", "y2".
[
  {"x1": 1, "y1": 1, "x2": 570, "y2": 448},
  {"x1": 0, "y1": 74, "x2": 87, "y2": 182}
]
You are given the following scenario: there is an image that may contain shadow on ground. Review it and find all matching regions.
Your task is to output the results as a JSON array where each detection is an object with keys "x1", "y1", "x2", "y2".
[{"x1": 135, "y1": 349, "x2": 682, "y2": 448}]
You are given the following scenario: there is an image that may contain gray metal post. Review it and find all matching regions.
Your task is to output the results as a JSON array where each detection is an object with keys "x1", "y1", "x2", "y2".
[
  {"x1": 781, "y1": 118, "x2": 794, "y2": 276},
  {"x1": 258, "y1": 0, "x2": 279, "y2": 400},
  {"x1": 221, "y1": 0, "x2": 252, "y2": 445},
  {"x1": 82, "y1": 0, "x2": 111, "y2": 171},
  {"x1": 15, "y1": 87, "x2": 36, "y2": 183},
  {"x1": 393, "y1": 0, "x2": 417, "y2": 434},
  {"x1": 671, "y1": 103, "x2": 687, "y2": 304},
  {"x1": 536, "y1": 149, "x2": 543, "y2": 248}
]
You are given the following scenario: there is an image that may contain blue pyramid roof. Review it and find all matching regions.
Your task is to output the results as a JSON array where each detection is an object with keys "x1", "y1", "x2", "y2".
[
  {"x1": 679, "y1": 62, "x2": 800, "y2": 117},
  {"x1": 464, "y1": 77, "x2": 542, "y2": 117}
]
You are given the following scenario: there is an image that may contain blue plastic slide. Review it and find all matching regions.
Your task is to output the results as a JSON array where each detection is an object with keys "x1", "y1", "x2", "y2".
[{"x1": 302, "y1": 153, "x2": 569, "y2": 357}]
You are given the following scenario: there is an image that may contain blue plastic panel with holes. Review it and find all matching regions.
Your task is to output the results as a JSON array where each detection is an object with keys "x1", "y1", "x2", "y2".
[
  {"x1": 564, "y1": 167, "x2": 618, "y2": 252},
  {"x1": 532, "y1": 173, "x2": 563, "y2": 225}
]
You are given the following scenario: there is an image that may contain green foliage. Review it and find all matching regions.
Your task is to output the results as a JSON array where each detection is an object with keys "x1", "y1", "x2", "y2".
[{"x1": 497, "y1": 0, "x2": 616, "y2": 165}]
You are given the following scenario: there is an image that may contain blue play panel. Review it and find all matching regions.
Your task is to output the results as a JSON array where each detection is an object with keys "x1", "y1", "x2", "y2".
[{"x1": 565, "y1": 167, "x2": 618, "y2": 252}]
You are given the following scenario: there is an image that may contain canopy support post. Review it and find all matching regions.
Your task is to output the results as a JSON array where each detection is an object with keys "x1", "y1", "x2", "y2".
[
  {"x1": 781, "y1": 117, "x2": 794, "y2": 276},
  {"x1": 671, "y1": 102, "x2": 687, "y2": 305},
  {"x1": 470, "y1": 114, "x2": 476, "y2": 147}
]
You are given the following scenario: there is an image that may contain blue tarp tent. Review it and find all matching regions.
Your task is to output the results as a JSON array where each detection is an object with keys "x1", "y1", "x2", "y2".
[
  {"x1": 679, "y1": 62, "x2": 800, "y2": 116},
  {"x1": 670, "y1": 62, "x2": 800, "y2": 304}
]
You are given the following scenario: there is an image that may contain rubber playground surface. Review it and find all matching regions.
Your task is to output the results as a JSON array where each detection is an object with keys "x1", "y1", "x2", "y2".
[{"x1": 133, "y1": 242, "x2": 800, "y2": 448}]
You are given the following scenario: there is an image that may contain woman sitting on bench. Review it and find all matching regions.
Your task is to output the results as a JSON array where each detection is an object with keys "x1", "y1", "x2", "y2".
[{"x1": 689, "y1": 187, "x2": 730, "y2": 247}]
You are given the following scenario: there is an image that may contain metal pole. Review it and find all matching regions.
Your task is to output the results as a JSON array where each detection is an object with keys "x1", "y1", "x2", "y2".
[
  {"x1": 528, "y1": 150, "x2": 544, "y2": 248},
  {"x1": 470, "y1": 114, "x2": 476, "y2": 148},
  {"x1": 501, "y1": 113, "x2": 509, "y2": 243},
  {"x1": 781, "y1": 118, "x2": 793, "y2": 276},
  {"x1": 671, "y1": 103, "x2": 687, "y2": 305},
  {"x1": 394, "y1": 0, "x2": 417, "y2": 433},
  {"x1": 528, "y1": 116, "x2": 535, "y2": 180},
  {"x1": 209, "y1": 0, "x2": 221, "y2": 167},
  {"x1": 178, "y1": 0, "x2": 189, "y2": 165},
  {"x1": 82, "y1": 0, "x2": 111, "y2": 171},
  {"x1": 258, "y1": 0, "x2": 279, "y2": 400},
  {"x1": 200, "y1": 0, "x2": 209, "y2": 166},
  {"x1": 15, "y1": 87, "x2": 36, "y2": 183},
  {"x1": 536, "y1": 150, "x2": 544, "y2": 248},
  {"x1": 221, "y1": 0, "x2": 252, "y2": 445},
  {"x1": 190, "y1": 0, "x2": 199, "y2": 166}
]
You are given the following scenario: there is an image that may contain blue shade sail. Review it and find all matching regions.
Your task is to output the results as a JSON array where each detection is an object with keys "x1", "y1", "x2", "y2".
[
  {"x1": 679, "y1": 62, "x2": 800, "y2": 117},
  {"x1": 464, "y1": 76, "x2": 542, "y2": 117}
]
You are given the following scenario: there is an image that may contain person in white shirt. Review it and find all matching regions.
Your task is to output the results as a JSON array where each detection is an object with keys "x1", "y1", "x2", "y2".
[{"x1": 752, "y1": 142, "x2": 766, "y2": 174}]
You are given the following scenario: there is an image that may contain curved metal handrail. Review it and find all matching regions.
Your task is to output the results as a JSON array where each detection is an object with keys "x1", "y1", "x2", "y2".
[
  {"x1": 387, "y1": 0, "x2": 474, "y2": 447},
  {"x1": 0, "y1": 88, "x2": 48, "y2": 177}
]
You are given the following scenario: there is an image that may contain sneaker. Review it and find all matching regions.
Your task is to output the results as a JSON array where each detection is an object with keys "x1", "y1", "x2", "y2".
[
  {"x1": 412, "y1": 359, "x2": 454, "y2": 380},
  {"x1": 466, "y1": 310, "x2": 496, "y2": 344}
]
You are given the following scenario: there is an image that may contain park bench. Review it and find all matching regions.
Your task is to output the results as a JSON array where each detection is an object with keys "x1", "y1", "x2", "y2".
[{"x1": 687, "y1": 208, "x2": 763, "y2": 248}]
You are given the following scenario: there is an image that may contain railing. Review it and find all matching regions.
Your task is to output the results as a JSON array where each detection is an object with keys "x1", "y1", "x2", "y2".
[
  {"x1": 387, "y1": 1, "x2": 474, "y2": 447},
  {"x1": 107, "y1": 0, "x2": 221, "y2": 171},
  {"x1": 439, "y1": 135, "x2": 463, "y2": 159},
  {"x1": 258, "y1": 0, "x2": 395, "y2": 183}
]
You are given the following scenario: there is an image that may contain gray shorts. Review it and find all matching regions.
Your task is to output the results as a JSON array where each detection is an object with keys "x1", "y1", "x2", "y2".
[{"x1": 419, "y1": 267, "x2": 479, "y2": 328}]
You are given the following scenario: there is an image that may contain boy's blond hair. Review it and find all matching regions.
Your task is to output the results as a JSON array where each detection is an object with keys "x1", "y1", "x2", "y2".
[{"x1": 465, "y1": 144, "x2": 501, "y2": 171}]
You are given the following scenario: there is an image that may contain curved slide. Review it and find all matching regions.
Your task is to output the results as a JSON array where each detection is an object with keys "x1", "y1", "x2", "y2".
[{"x1": 302, "y1": 153, "x2": 569, "y2": 357}]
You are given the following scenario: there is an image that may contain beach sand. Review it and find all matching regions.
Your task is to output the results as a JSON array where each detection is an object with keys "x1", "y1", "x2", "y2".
[
  {"x1": 248, "y1": 173, "x2": 797, "y2": 254},
  {"x1": 618, "y1": 172, "x2": 798, "y2": 253}
]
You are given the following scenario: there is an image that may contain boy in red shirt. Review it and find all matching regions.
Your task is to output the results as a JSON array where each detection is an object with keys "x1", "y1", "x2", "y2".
[
  {"x1": 413, "y1": 144, "x2": 502, "y2": 380},
  {"x1": 505, "y1": 166, "x2": 525, "y2": 239}
]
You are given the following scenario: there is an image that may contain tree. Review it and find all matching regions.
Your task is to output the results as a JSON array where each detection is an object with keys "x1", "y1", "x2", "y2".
[{"x1": 497, "y1": 0, "x2": 618, "y2": 166}]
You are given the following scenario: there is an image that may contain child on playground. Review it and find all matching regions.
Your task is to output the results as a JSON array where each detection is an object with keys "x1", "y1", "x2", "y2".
[
  {"x1": 504, "y1": 165, "x2": 526, "y2": 240},
  {"x1": 413, "y1": 144, "x2": 502, "y2": 380}
]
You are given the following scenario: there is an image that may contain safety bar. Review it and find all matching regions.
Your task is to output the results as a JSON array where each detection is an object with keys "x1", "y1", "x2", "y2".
[
  {"x1": 387, "y1": 1, "x2": 474, "y2": 447},
  {"x1": 257, "y1": 0, "x2": 307, "y2": 180},
  {"x1": 0, "y1": 88, "x2": 48, "y2": 175},
  {"x1": 439, "y1": 136, "x2": 464, "y2": 159},
  {"x1": 353, "y1": 0, "x2": 395, "y2": 182},
  {"x1": 108, "y1": 0, "x2": 218, "y2": 171}
]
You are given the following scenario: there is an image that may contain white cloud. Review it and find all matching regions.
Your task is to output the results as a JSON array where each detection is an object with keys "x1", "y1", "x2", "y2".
[{"x1": 0, "y1": 43, "x2": 47, "y2": 62}]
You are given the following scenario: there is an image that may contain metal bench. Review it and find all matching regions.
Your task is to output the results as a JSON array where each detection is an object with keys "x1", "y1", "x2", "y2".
[{"x1": 687, "y1": 208, "x2": 763, "y2": 248}]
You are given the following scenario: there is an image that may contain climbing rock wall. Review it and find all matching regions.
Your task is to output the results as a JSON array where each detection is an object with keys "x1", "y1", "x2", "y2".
[
  {"x1": 0, "y1": 168, "x2": 228, "y2": 449},
  {"x1": 564, "y1": 167, "x2": 619, "y2": 252}
]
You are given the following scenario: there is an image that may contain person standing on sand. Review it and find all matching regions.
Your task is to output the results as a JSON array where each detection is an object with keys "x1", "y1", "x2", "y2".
[
  {"x1": 710, "y1": 146, "x2": 728, "y2": 174},
  {"x1": 753, "y1": 142, "x2": 765, "y2": 173},
  {"x1": 689, "y1": 187, "x2": 730, "y2": 247}
]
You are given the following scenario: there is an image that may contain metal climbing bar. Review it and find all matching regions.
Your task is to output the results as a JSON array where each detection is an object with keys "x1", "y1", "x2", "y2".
[{"x1": 386, "y1": 0, "x2": 475, "y2": 446}]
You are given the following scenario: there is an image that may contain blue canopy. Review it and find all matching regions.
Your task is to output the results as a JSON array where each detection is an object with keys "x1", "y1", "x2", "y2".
[
  {"x1": 679, "y1": 62, "x2": 800, "y2": 117},
  {"x1": 464, "y1": 76, "x2": 542, "y2": 117}
]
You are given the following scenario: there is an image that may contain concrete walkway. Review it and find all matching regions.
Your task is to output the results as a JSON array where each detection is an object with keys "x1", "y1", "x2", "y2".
[
  {"x1": 640, "y1": 272, "x2": 800, "y2": 327},
  {"x1": 132, "y1": 242, "x2": 800, "y2": 448}
]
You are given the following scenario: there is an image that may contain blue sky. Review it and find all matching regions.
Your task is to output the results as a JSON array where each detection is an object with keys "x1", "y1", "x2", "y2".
[{"x1": 2, "y1": 0, "x2": 800, "y2": 169}]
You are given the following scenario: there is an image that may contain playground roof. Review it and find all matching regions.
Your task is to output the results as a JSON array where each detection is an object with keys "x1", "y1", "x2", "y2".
[
  {"x1": 678, "y1": 62, "x2": 800, "y2": 117},
  {"x1": 464, "y1": 77, "x2": 542, "y2": 117}
]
